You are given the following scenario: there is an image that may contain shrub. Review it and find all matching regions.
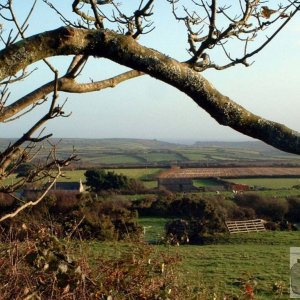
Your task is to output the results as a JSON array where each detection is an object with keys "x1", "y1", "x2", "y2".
[
  {"x1": 126, "y1": 178, "x2": 146, "y2": 194},
  {"x1": 76, "y1": 196, "x2": 142, "y2": 240},
  {"x1": 84, "y1": 169, "x2": 129, "y2": 192},
  {"x1": 286, "y1": 196, "x2": 300, "y2": 223},
  {"x1": 0, "y1": 193, "x2": 142, "y2": 242},
  {"x1": 222, "y1": 199, "x2": 256, "y2": 220},
  {"x1": 0, "y1": 230, "x2": 186, "y2": 300},
  {"x1": 165, "y1": 197, "x2": 227, "y2": 244},
  {"x1": 234, "y1": 193, "x2": 288, "y2": 221},
  {"x1": 0, "y1": 193, "x2": 16, "y2": 213},
  {"x1": 165, "y1": 219, "x2": 190, "y2": 245},
  {"x1": 47, "y1": 191, "x2": 80, "y2": 213}
]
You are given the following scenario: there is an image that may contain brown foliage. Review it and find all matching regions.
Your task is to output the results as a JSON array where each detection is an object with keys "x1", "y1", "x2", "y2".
[{"x1": 0, "y1": 230, "x2": 185, "y2": 300}]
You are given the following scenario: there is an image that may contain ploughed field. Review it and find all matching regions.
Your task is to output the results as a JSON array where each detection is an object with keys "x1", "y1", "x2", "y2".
[{"x1": 158, "y1": 167, "x2": 300, "y2": 178}]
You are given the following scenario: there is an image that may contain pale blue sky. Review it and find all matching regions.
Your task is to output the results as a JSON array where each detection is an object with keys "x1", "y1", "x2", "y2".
[{"x1": 2, "y1": 1, "x2": 300, "y2": 143}]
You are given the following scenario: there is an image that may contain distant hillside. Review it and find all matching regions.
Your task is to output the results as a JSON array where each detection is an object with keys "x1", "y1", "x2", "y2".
[
  {"x1": 1, "y1": 138, "x2": 299, "y2": 167},
  {"x1": 0, "y1": 138, "x2": 180, "y2": 151},
  {"x1": 193, "y1": 141, "x2": 292, "y2": 155}
]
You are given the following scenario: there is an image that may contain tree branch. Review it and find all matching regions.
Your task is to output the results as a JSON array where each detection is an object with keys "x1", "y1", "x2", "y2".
[
  {"x1": 0, "y1": 166, "x2": 61, "y2": 222},
  {"x1": 0, "y1": 70, "x2": 142, "y2": 122},
  {"x1": 0, "y1": 26, "x2": 299, "y2": 154}
]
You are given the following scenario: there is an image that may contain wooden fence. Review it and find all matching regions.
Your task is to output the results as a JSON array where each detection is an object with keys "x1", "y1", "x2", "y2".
[{"x1": 225, "y1": 219, "x2": 266, "y2": 234}]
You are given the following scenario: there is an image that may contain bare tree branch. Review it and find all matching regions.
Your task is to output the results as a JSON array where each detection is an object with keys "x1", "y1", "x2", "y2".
[
  {"x1": 0, "y1": 166, "x2": 61, "y2": 223},
  {"x1": 0, "y1": 70, "x2": 142, "y2": 122},
  {"x1": 0, "y1": 26, "x2": 299, "y2": 155}
]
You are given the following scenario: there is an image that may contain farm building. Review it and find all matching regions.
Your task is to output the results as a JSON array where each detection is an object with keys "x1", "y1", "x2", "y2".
[
  {"x1": 157, "y1": 177, "x2": 197, "y2": 192},
  {"x1": 158, "y1": 167, "x2": 300, "y2": 192},
  {"x1": 50, "y1": 179, "x2": 85, "y2": 193}
]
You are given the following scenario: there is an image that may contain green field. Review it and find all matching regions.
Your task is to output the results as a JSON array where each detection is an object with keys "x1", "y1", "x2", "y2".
[
  {"x1": 106, "y1": 168, "x2": 162, "y2": 180},
  {"x1": 137, "y1": 217, "x2": 300, "y2": 299},
  {"x1": 60, "y1": 168, "x2": 161, "y2": 188},
  {"x1": 3, "y1": 138, "x2": 300, "y2": 166},
  {"x1": 58, "y1": 171, "x2": 300, "y2": 192},
  {"x1": 85, "y1": 217, "x2": 300, "y2": 300},
  {"x1": 193, "y1": 178, "x2": 221, "y2": 187},
  {"x1": 141, "y1": 217, "x2": 300, "y2": 299},
  {"x1": 229, "y1": 178, "x2": 300, "y2": 189}
]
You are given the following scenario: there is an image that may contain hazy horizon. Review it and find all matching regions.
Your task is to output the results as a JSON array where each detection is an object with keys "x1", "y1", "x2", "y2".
[{"x1": 0, "y1": 136, "x2": 266, "y2": 146}]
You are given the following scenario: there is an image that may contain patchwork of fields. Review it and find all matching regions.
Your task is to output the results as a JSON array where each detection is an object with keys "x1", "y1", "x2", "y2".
[
  {"x1": 2, "y1": 138, "x2": 300, "y2": 167},
  {"x1": 2, "y1": 138, "x2": 300, "y2": 299}
]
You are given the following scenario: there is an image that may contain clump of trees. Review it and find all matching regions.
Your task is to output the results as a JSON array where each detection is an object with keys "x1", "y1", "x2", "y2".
[
  {"x1": 84, "y1": 169, "x2": 146, "y2": 194},
  {"x1": 84, "y1": 169, "x2": 129, "y2": 192}
]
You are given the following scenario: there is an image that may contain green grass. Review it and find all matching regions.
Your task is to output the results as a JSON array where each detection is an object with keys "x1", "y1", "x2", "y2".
[
  {"x1": 0, "y1": 174, "x2": 17, "y2": 186},
  {"x1": 229, "y1": 178, "x2": 300, "y2": 189},
  {"x1": 172, "y1": 242, "x2": 288, "y2": 298},
  {"x1": 193, "y1": 178, "x2": 222, "y2": 187},
  {"x1": 106, "y1": 168, "x2": 162, "y2": 180},
  {"x1": 176, "y1": 151, "x2": 207, "y2": 161},
  {"x1": 83, "y1": 229, "x2": 300, "y2": 299},
  {"x1": 137, "y1": 217, "x2": 300, "y2": 299},
  {"x1": 138, "y1": 217, "x2": 168, "y2": 243},
  {"x1": 143, "y1": 181, "x2": 157, "y2": 189},
  {"x1": 211, "y1": 155, "x2": 236, "y2": 161},
  {"x1": 175, "y1": 231, "x2": 300, "y2": 299},
  {"x1": 138, "y1": 152, "x2": 183, "y2": 162},
  {"x1": 93, "y1": 154, "x2": 143, "y2": 164},
  {"x1": 59, "y1": 170, "x2": 86, "y2": 182}
]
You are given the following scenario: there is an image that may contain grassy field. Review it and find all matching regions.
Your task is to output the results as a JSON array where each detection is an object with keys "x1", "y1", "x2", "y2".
[
  {"x1": 229, "y1": 178, "x2": 300, "y2": 189},
  {"x1": 59, "y1": 168, "x2": 161, "y2": 188},
  {"x1": 3, "y1": 138, "x2": 300, "y2": 166},
  {"x1": 58, "y1": 171, "x2": 300, "y2": 189},
  {"x1": 85, "y1": 227, "x2": 300, "y2": 299},
  {"x1": 94, "y1": 217, "x2": 299, "y2": 299},
  {"x1": 193, "y1": 178, "x2": 222, "y2": 187},
  {"x1": 106, "y1": 168, "x2": 162, "y2": 180}
]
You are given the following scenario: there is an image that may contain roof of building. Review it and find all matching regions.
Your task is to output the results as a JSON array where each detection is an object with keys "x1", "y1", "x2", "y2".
[
  {"x1": 53, "y1": 182, "x2": 81, "y2": 190},
  {"x1": 46, "y1": 180, "x2": 85, "y2": 192}
]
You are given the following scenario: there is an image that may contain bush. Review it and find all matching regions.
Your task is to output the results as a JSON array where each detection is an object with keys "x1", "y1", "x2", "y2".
[
  {"x1": 165, "y1": 197, "x2": 227, "y2": 244},
  {"x1": 84, "y1": 169, "x2": 129, "y2": 192},
  {"x1": 78, "y1": 195, "x2": 142, "y2": 240},
  {"x1": 0, "y1": 193, "x2": 142, "y2": 242},
  {"x1": 47, "y1": 191, "x2": 80, "y2": 213},
  {"x1": 222, "y1": 199, "x2": 256, "y2": 220},
  {"x1": 286, "y1": 196, "x2": 300, "y2": 223},
  {"x1": 165, "y1": 219, "x2": 190, "y2": 245},
  {"x1": 0, "y1": 230, "x2": 187, "y2": 300},
  {"x1": 0, "y1": 193, "x2": 16, "y2": 213},
  {"x1": 234, "y1": 193, "x2": 288, "y2": 221}
]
